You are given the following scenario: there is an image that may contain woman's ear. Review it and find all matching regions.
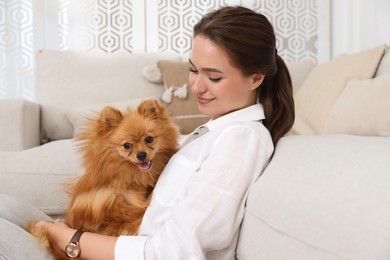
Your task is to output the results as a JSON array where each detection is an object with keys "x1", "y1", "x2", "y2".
[{"x1": 250, "y1": 73, "x2": 265, "y2": 90}]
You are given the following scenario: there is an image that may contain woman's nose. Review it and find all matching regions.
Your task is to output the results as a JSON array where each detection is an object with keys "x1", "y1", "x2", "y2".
[{"x1": 191, "y1": 76, "x2": 206, "y2": 94}]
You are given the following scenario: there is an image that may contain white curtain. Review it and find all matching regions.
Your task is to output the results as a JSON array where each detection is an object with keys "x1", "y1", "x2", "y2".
[
  {"x1": 0, "y1": 0, "x2": 328, "y2": 100},
  {"x1": 0, "y1": 0, "x2": 35, "y2": 100},
  {"x1": 331, "y1": 0, "x2": 390, "y2": 58}
]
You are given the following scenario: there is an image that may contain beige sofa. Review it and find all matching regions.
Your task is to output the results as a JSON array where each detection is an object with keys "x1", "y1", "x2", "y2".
[{"x1": 0, "y1": 45, "x2": 389, "y2": 259}]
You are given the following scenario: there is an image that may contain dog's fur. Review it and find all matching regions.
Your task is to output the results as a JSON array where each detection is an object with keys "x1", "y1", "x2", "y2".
[{"x1": 24, "y1": 99, "x2": 179, "y2": 259}]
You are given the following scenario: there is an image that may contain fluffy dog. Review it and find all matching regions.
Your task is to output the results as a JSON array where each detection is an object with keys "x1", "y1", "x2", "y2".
[{"x1": 25, "y1": 99, "x2": 179, "y2": 259}]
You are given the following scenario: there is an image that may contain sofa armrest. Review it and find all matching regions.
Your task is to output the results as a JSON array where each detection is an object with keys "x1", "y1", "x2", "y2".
[{"x1": 0, "y1": 99, "x2": 40, "y2": 151}]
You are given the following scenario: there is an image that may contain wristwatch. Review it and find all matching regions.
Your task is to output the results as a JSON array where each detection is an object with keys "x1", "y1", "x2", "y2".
[{"x1": 65, "y1": 230, "x2": 85, "y2": 258}]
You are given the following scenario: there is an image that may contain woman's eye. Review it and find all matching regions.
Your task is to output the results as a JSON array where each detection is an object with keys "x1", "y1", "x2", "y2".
[
  {"x1": 145, "y1": 136, "x2": 154, "y2": 144},
  {"x1": 123, "y1": 143, "x2": 132, "y2": 150},
  {"x1": 189, "y1": 68, "x2": 198, "y2": 74},
  {"x1": 208, "y1": 72, "x2": 222, "y2": 82},
  {"x1": 209, "y1": 77, "x2": 222, "y2": 82}
]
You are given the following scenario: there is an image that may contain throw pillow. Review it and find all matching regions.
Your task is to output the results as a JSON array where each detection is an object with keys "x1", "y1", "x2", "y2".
[
  {"x1": 291, "y1": 44, "x2": 387, "y2": 135},
  {"x1": 324, "y1": 75, "x2": 390, "y2": 136},
  {"x1": 156, "y1": 60, "x2": 209, "y2": 134},
  {"x1": 375, "y1": 46, "x2": 390, "y2": 77},
  {"x1": 285, "y1": 60, "x2": 316, "y2": 93}
]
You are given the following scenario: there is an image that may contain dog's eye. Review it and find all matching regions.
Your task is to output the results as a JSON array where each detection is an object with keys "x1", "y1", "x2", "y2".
[
  {"x1": 144, "y1": 136, "x2": 154, "y2": 144},
  {"x1": 123, "y1": 143, "x2": 132, "y2": 150}
]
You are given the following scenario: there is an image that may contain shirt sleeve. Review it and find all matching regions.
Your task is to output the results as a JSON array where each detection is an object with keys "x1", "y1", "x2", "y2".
[
  {"x1": 115, "y1": 124, "x2": 272, "y2": 259},
  {"x1": 115, "y1": 236, "x2": 149, "y2": 260}
]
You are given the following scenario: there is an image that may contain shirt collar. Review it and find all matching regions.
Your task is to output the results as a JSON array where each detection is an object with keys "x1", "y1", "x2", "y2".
[
  {"x1": 205, "y1": 104, "x2": 265, "y2": 131},
  {"x1": 181, "y1": 104, "x2": 265, "y2": 147}
]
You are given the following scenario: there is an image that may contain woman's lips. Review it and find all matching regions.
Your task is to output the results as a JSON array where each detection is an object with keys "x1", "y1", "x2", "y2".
[{"x1": 197, "y1": 96, "x2": 214, "y2": 105}]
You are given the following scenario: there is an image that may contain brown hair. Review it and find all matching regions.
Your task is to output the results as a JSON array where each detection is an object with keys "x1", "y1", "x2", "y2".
[{"x1": 193, "y1": 6, "x2": 294, "y2": 146}]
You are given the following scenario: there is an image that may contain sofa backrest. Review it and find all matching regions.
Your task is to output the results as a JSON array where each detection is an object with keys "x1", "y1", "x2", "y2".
[
  {"x1": 35, "y1": 50, "x2": 318, "y2": 143},
  {"x1": 35, "y1": 50, "x2": 181, "y2": 142}
]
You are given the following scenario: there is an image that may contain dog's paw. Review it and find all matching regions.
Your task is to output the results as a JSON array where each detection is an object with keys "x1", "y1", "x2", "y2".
[{"x1": 22, "y1": 219, "x2": 51, "y2": 251}]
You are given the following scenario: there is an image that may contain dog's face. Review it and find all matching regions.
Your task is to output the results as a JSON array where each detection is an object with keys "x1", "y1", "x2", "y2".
[
  {"x1": 112, "y1": 124, "x2": 159, "y2": 172},
  {"x1": 96, "y1": 99, "x2": 176, "y2": 173}
]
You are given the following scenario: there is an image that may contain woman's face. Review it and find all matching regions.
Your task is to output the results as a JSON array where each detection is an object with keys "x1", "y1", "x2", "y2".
[{"x1": 189, "y1": 35, "x2": 264, "y2": 119}]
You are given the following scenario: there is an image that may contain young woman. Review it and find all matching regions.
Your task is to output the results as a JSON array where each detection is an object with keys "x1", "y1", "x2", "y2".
[{"x1": 0, "y1": 5, "x2": 294, "y2": 260}]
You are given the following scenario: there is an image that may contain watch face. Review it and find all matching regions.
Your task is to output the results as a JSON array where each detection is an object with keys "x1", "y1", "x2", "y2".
[{"x1": 65, "y1": 243, "x2": 80, "y2": 258}]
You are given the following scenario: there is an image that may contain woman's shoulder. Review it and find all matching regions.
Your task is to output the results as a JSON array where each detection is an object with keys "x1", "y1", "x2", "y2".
[
  {"x1": 211, "y1": 120, "x2": 272, "y2": 145},
  {"x1": 214, "y1": 119, "x2": 268, "y2": 134}
]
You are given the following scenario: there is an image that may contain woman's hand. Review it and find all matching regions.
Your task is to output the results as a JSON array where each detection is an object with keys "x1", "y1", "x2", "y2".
[
  {"x1": 36, "y1": 219, "x2": 76, "y2": 250},
  {"x1": 36, "y1": 220, "x2": 118, "y2": 260}
]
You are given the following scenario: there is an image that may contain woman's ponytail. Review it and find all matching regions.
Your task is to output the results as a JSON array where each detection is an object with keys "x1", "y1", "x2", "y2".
[{"x1": 258, "y1": 54, "x2": 295, "y2": 146}]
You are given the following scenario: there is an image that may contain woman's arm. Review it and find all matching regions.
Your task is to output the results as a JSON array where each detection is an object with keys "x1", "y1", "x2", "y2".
[{"x1": 36, "y1": 220, "x2": 117, "y2": 260}]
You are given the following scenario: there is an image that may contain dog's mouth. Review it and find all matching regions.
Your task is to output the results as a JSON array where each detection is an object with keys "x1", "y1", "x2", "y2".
[{"x1": 138, "y1": 160, "x2": 152, "y2": 171}]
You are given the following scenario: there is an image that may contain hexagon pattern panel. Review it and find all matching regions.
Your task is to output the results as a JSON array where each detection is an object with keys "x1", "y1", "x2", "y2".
[
  {"x1": 84, "y1": 0, "x2": 135, "y2": 53},
  {"x1": 0, "y1": 0, "x2": 35, "y2": 100},
  {"x1": 153, "y1": 0, "x2": 320, "y2": 61},
  {"x1": 254, "y1": 0, "x2": 319, "y2": 61},
  {"x1": 153, "y1": 0, "x2": 240, "y2": 54},
  {"x1": 0, "y1": 0, "x2": 326, "y2": 99}
]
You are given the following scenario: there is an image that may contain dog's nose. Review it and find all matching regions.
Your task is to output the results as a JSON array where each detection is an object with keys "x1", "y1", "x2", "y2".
[{"x1": 137, "y1": 151, "x2": 147, "y2": 162}]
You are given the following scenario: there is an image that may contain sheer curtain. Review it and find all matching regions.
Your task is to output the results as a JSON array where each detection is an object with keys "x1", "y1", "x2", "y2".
[
  {"x1": 0, "y1": 0, "x2": 328, "y2": 100},
  {"x1": 0, "y1": 0, "x2": 35, "y2": 100},
  {"x1": 0, "y1": 0, "x2": 141, "y2": 100}
]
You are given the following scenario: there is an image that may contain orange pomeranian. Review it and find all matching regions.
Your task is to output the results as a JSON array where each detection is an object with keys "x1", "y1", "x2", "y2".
[{"x1": 24, "y1": 99, "x2": 179, "y2": 259}]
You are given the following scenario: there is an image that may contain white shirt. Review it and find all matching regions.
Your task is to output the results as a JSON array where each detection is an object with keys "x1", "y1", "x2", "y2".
[{"x1": 115, "y1": 104, "x2": 274, "y2": 260}]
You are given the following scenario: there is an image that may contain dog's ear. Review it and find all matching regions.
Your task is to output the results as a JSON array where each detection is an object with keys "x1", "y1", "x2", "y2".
[
  {"x1": 137, "y1": 99, "x2": 165, "y2": 120},
  {"x1": 100, "y1": 106, "x2": 123, "y2": 130}
]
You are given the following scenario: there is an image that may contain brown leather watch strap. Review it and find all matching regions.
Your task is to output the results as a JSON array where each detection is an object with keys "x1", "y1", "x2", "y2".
[{"x1": 70, "y1": 230, "x2": 85, "y2": 244}]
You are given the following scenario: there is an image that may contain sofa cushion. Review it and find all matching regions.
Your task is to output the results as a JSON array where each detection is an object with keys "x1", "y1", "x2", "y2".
[
  {"x1": 291, "y1": 44, "x2": 387, "y2": 135},
  {"x1": 36, "y1": 50, "x2": 181, "y2": 142},
  {"x1": 0, "y1": 139, "x2": 82, "y2": 215},
  {"x1": 286, "y1": 60, "x2": 316, "y2": 93},
  {"x1": 237, "y1": 135, "x2": 390, "y2": 260},
  {"x1": 324, "y1": 75, "x2": 390, "y2": 136},
  {"x1": 0, "y1": 100, "x2": 40, "y2": 151}
]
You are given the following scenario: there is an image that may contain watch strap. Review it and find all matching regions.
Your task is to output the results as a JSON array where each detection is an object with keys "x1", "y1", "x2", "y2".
[{"x1": 70, "y1": 229, "x2": 84, "y2": 244}]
